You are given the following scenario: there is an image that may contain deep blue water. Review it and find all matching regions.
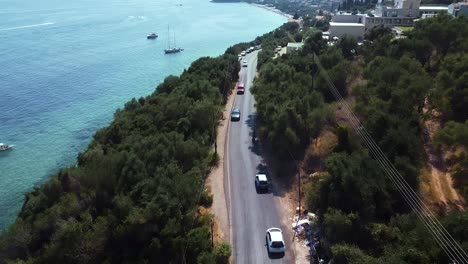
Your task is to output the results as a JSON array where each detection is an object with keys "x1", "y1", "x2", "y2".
[{"x1": 0, "y1": 0, "x2": 286, "y2": 230}]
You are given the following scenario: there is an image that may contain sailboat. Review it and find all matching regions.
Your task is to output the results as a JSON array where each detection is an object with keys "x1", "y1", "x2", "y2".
[{"x1": 164, "y1": 26, "x2": 183, "y2": 54}]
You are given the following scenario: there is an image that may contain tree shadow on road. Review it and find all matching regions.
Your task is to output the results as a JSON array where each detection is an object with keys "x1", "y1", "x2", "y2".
[
  {"x1": 245, "y1": 113, "x2": 256, "y2": 129},
  {"x1": 246, "y1": 114, "x2": 262, "y2": 156},
  {"x1": 259, "y1": 144, "x2": 296, "y2": 200},
  {"x1": 245, "y1": 113, "x2": 294, "y2": 200},
  {"x1": 268, "y1": 251, "x2": 285, "y2": 259},
  {"x1": 248, "y1": 140, "x2": 262, "y2": 156}
]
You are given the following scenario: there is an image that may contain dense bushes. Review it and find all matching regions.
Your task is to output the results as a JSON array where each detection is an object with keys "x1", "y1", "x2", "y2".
[
  {"x1": 252, "y1": 57, "x2": 332, "y2": 158},
  {"x1": 0, "y1": 51, "x2": 238, "y2": 263},
  {"x1": 253, "y1": 14, "x2": 468, "y2": 263},
  {"x1": 0, "y1": 21, "x2": 303, "y2": 264},
  {"x1": 251, "y1": 28, "x2": 337, "y2": 158}
]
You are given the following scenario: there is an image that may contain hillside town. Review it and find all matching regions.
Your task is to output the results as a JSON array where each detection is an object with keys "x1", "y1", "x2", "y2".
[{"x1": 253, "y1": 0, "x2": 468, "y2": 40}]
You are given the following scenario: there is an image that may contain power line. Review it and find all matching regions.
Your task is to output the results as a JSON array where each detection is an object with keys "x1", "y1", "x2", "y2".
[
  {"x1": 314, "y1": 53, "x2": 468, "y2": 263},
  {"x1": 313, "y1": 53, "x2": 468, "y2": 264}
]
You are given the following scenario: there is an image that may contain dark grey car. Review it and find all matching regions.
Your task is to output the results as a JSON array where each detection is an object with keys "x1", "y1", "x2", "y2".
[{"x1": 231, "y1": 108, "x2": 241, "y2": 121}]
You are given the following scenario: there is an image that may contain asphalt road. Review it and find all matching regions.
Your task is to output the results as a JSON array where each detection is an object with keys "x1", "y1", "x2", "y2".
[{"x1": 226, "y1": 51, "x2": 294, "y2": 263}]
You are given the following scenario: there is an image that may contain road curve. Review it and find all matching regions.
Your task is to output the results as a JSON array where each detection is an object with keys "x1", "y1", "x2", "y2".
[{"x1": 226, "y1": 51, "x2": 294, "y2": 263}]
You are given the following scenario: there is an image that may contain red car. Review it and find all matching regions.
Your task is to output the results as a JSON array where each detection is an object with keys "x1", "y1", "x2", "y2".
[{"x1": 237, "y1": 82, "x2": 245, "y2": 94}]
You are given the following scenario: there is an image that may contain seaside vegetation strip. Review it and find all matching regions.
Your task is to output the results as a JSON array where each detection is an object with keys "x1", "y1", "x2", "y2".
[
  {"x1": 0, "y1": 23, "x2": 299, "y2": 263},
  {"x1": 252, "y1": 14, "x2": 468, "y2": 262},
  {"x1": 0, "y1": 53, "x2": 242, "y2": 263}
]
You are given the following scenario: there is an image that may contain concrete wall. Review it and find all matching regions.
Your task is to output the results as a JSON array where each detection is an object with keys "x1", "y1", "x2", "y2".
[
  {"x1": 329, "y1": 23, "x2": 365, "y2": 40},
  {"x1": 448, "y1": 3, "x2": 468, "y2": 17},
  {"x1": 458, "y1": 5, "x2": 468, "y2": 16},
  {"x1": 364, "y1": 16, "x2": 415, "y2": 29},
  {"x1": 332, "y1": 14, "x2": 361, "y2": 23}
]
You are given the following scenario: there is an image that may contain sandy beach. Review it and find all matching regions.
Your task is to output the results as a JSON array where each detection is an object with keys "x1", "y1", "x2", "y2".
[{"x1": 252, "y1": 3, "x2": 294, "y2": 19}]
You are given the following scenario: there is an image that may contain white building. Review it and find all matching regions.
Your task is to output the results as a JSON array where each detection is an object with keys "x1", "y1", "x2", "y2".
[
  {"x1": 419, "y1": 5, "x2": 448, "y2": 18},
  {"x1": 374, "y1": 0, "x2": 421, "y2": 18},
  {"x1": 328, "y1": 0, "x2": 438, "y2": 40}
]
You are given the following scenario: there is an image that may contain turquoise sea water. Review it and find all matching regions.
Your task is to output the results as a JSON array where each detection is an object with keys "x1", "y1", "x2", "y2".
[{"x1": 0, "y1": 0, "x2": 285, "y2": 230}]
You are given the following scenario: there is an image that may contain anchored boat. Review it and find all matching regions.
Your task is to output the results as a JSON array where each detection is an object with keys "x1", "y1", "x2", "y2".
[
  {"x1": 147, "y1": 32, "x2": 158, "y2": 39},
  {"x1": 164, "y1": 26, "x2": 183, "y2": 54}
]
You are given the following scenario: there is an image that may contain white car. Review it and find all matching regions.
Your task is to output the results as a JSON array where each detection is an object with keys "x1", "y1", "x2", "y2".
[
  {"x1": 255, "y1": 174, "x2": 268, "y2": 191},
  {"x1": 266, "y1": 228, "x2": 286, "y2": 253},
  {"x1": 240, "y1": 51, "x2": 246, "y2": 56},
  {"x1": 242, "y1": 60, "x2": 248, "y2": 67}
]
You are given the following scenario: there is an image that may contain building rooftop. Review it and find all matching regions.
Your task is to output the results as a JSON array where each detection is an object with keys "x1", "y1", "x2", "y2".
[
  {"x1": 336, "y1": 11, "x2": 354, "y2": 15},
  {"x1": 256, "y1": 174, "x2": 267, "y2": 182},
  {"x1": 287, "y1": 42, "x2": 304, "y2": 48},
  {"x1": 330, "y1": 22, "x2": 365, "y2": 27},
  {"x1": 419, "y1": 5, "x2": 449, "y2": 10}
]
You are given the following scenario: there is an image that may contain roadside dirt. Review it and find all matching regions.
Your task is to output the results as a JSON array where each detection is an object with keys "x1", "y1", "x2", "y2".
[
  {"x1": 205, "y1": 89, "x2": 236, "y2": 245},
  {"x1": 335, "y1": 88, "x2": 466, "y2": 214},
  {"x1": 421, "y1": 109, "x2": 465, "y2": 213},
  {"x1": 261, "y1": 148, "x2": 312, "y2": 264}
]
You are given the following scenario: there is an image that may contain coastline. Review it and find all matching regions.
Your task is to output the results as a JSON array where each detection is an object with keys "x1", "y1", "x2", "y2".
[
  {"x1": 0, "y1": 1, "x2": 287, "y2": 231},
  {"x1": 251, "y1": 3, "x2": 293, "y2": 20}
]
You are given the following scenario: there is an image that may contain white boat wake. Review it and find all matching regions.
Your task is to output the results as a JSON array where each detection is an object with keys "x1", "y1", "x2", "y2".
[{"x1": 0, "y1": 22, "x2": 55, "y2": 31}]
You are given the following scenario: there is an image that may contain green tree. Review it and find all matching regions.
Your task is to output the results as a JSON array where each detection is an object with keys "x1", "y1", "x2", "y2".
[
  {"x1": 337, "y1": 34, "x2": 358, "y2": 59},
  {"x1": 331, "y1": 244, "x2": 378, "y2": 264}
]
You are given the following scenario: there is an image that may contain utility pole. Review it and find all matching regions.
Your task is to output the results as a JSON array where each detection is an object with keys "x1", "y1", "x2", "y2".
[
  {"x1": 298, "y1": 167, "x2": 301, "y2": 214},
  {"x1": 287, "y1": 149, "x2": 302, "y2": 215},
  {"x1": 210, "y1": 218, "x2": 214, "y2": 248},
  {"x1": 213, "y1": 111, "x2": 217, "y2": 155}
]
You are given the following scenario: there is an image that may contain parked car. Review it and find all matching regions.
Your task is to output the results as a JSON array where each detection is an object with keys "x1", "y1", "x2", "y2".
[
  {"x1": 240, "y1": 51, "x2": 246, "y2": 56},
  {"x1": 242, "y1": 60, "x2": 248, "y2": 67},
  {"x1": 255, "y1": 174, "x2": 268, "y2": 191},
  {"x1": 230, "y1": 108, "x2": 241, "y2": 121},
  {"x1": 237, "y1": 82, "x2": 245, "y2": 94},
  {"x1": 266, "y1": 228, "x2": 286, "y2": 253}
]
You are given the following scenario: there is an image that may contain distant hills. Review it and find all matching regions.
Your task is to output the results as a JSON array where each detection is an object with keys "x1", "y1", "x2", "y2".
[{"x1": 211, "y1": 0, "x2": 242, "y2": 2}]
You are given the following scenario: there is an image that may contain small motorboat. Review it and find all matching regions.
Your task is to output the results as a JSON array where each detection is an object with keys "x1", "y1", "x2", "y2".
[
  {"x1": 164, "y1": 47, "x2": 183, "y2": 54},
  {"x1": 147, "y1": 32, "x2": 158, "y2": 39},
  {"x1": 0, "y1": 143, "x2": 13, "y2": 151}
]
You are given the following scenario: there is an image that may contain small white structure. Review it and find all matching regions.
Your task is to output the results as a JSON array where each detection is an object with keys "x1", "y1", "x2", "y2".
[
  {"x1": 286, "y1": 42, "x2": 304, "y2": 53},
  {"x1": 329, "y1": 22, "x2": 365, "y2": 41},
  {"x1": 322, "y1": 31, "x2": 330, "y2": 41}
]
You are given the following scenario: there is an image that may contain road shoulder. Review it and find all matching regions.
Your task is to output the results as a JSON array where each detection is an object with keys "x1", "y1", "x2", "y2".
[{"x1": 205, "y1": 88, "x2": 236, "y2": 244}]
